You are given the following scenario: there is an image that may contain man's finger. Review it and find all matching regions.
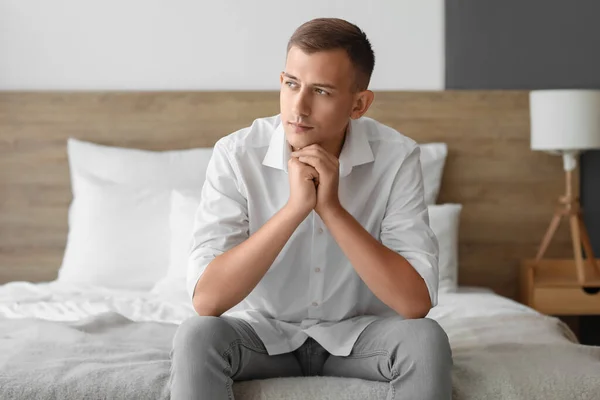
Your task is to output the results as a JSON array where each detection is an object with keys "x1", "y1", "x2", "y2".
[
  {"x1": 293, "y1": 150, "x2": 337, "y2": 170},
  {"x1": 298, "y1": 144, "x2": 339, "y2": 165},
  {"x1": 297, "y1": 155, "x2": 329, "y2": 174},
  {"x1": 300, "y1": 147, "x2": 338, "y2": 167},
  {"x1": 302, "y1": 164, "x2": 320, "y2": 186}
]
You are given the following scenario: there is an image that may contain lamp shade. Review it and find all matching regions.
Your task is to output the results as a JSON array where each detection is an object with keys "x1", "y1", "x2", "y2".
[{"x1": 530, "y1": 89, "x2": 600, "y2": 151}]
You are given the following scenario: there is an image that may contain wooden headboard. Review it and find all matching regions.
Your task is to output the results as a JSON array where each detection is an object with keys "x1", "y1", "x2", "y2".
[{"x1": 0, "y1": 91, "x2": 574, "y2": 299}]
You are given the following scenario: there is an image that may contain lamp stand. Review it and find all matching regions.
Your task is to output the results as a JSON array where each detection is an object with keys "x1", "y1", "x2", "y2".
[{"x1": 535, "y1": 153, "x2": 600, "y2": 285}]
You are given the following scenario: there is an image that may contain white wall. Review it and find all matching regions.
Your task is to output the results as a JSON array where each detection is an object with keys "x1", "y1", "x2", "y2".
[{"x1": 0, "y1": 0, "x2": 444, "y2": 90}]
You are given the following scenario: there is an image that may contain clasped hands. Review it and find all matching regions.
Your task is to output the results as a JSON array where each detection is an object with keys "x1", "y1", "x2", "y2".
[{"x1": 286, "y1": 144, "x2": 342, "y2": 218}]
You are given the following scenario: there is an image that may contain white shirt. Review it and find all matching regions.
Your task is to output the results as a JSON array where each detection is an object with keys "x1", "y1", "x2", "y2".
[{"x1": 187, "y1": 115, "x2": 439, "y2": 356}]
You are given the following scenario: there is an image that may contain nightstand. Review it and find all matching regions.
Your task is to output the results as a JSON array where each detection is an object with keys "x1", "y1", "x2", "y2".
[
  {"x1": 520, "y1": 259, "x2": 600, "y2": 315},
  {"x1": 521, "y1": 259, "x2": 600, "y2": 345}
]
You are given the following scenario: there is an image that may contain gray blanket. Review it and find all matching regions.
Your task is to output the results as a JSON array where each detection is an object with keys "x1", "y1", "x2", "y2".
[
  {"x1": 0, "y1": 313, "x2": 173, "y2": 400},
  {"x1": 1, "y1": 312, "x2": 599, "y2": 400}
]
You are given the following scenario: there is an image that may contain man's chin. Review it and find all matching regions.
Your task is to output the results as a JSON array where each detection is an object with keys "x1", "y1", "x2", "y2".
[{"x1": 285, "y1": 133, "x2": 318, "y2": 151}]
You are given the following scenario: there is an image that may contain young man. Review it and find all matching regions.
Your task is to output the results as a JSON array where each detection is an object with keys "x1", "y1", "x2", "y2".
[{"x1": 171, "y1": 18, "x2": 452, "y2": 400}]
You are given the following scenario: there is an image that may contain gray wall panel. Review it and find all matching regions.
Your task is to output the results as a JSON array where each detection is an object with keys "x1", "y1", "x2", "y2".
[
  {"x1": 446, "y1": 1, "x2": 600, "y2": 90},
  {"x1": 582, "y1": 151, "x2": 600, "y2": 255}
]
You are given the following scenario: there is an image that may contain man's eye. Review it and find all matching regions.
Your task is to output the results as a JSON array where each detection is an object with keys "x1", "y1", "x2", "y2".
[
  {"x1": 285, "y1": 81, "x2": 297, "y2": 88},
  {"x1": 315, "y1": 88, "x2": 329, "y2": 96}
]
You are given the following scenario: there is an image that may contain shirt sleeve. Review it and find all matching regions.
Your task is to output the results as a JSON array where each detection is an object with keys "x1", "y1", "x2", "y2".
[
  {"x1": 186, "y1": 139, "x2": 249, "y2": 299},
  {"x1": 380, "y1": 144, "x2": 440, "y2": 307}
]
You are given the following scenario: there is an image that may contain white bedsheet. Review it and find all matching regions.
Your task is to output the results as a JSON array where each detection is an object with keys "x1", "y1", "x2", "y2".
[{"x1": 0, "y1": 281, "x2": 537, "y2": 324}]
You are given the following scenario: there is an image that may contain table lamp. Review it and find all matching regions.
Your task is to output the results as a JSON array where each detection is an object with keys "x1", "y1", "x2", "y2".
[{"x1": 530, "y1": 89, "x2": 600, "y2": 285}]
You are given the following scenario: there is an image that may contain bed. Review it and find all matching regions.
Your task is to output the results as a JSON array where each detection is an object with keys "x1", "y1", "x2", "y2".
[
  {"x1": 1, "y1": 91, "x2": 600, "y2": 399},
  {"x1": 1, "y1": 283, "x2": 599, "y2": 399}
]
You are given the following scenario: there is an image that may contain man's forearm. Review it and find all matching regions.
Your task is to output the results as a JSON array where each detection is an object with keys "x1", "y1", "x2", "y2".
[
  {"x1": 193, "y1": 205, "x2": 306, "y2": 316},
  {"x1": 320, "y1": 206, "x2": 432, "y2": 319}
]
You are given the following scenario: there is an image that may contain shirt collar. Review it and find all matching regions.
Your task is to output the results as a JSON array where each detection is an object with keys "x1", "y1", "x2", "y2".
[
  {"x1": 262, "y1": 117, "x2": 374, "y2": 177},
  {"x1": 338, "y1": 118, "x2": 375, "y2": 177},
  {"x1": 262, "y1": 121, "x2": 292, "y2": 172}
]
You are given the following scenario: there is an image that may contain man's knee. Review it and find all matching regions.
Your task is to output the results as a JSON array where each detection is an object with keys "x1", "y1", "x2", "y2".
[
  {"x1": 402, "y1": 318, "x2": 452, "y2": 370},
  {"x1": 397, "y1": 318, "x2": 452, "y2": 399},
  {"x1": 173, "y1": 316, "x2": 235, "y2": 357},
  {"x1": 382, "y1": 317, "x2": 452, "y2": 370},
  {"x1": 414, "y1": 318, "x2": 451, "y2": 351}
]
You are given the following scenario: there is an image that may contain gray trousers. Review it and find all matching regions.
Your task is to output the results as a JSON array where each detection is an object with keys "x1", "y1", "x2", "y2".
[{"x1": 170, "y1": 315, "x2": 452, "y2": 400}]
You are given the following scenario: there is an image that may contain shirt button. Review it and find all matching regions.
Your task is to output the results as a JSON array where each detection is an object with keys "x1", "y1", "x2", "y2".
[
  {"x1": 318, "y1": 228, "x2": 324, "y2": 234},
  {"x1": 312, "y1": 301, "x2": 318, "y2": 307},
  {"x1": 314, "y1": 267, "x2": 321, "y2": 273}
]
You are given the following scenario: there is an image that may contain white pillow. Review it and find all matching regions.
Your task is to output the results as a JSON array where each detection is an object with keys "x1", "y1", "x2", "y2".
[
  {"x1": 58, "y1": 138, "x2": 213, "y2": 290},
  {"x1": 151, "y1": 189, "x2": 202, "y2": 297},
  {"x1": 59, "y1": 182, "x2": 170, "y2": 289},
  {"x1": 428, "y1": 203, "x2": 462, "y2": 293},
  {"x1": 419, "y1": 143, "x2": 448, "y2": 205}
]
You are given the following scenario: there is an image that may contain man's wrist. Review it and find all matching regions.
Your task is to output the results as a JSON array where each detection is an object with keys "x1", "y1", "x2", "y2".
[
  {"x1": 318, "y1": 202, "x2": 347, "y2": 224},
  {"x1": 281, "y1": 203, "x2": 312, "y2": 225}
]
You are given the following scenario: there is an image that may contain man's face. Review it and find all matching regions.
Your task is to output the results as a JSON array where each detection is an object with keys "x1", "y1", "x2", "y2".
[{"x1": 280, "y1": 46, "x2": 357, "y2": 152}]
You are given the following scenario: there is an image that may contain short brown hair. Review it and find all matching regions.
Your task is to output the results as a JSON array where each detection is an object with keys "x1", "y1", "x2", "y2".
[{"x1": 287, "y1": 18, "x2": 375, "y2": 91}]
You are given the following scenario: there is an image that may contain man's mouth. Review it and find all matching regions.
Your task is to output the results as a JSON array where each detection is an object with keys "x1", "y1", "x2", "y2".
[{"x1": 289, "y1": 122, "x2": 314, "y2": 133}]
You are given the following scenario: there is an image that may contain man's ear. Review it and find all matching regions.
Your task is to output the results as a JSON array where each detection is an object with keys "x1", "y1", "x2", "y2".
[{"x1": 350, "y1": 90, "x2": 375, "y2": 119}]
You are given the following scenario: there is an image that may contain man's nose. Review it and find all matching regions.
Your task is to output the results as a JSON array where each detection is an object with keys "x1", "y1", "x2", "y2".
[{"x1": 292, "y1": 91, "x2": 311, "y2": 117}]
